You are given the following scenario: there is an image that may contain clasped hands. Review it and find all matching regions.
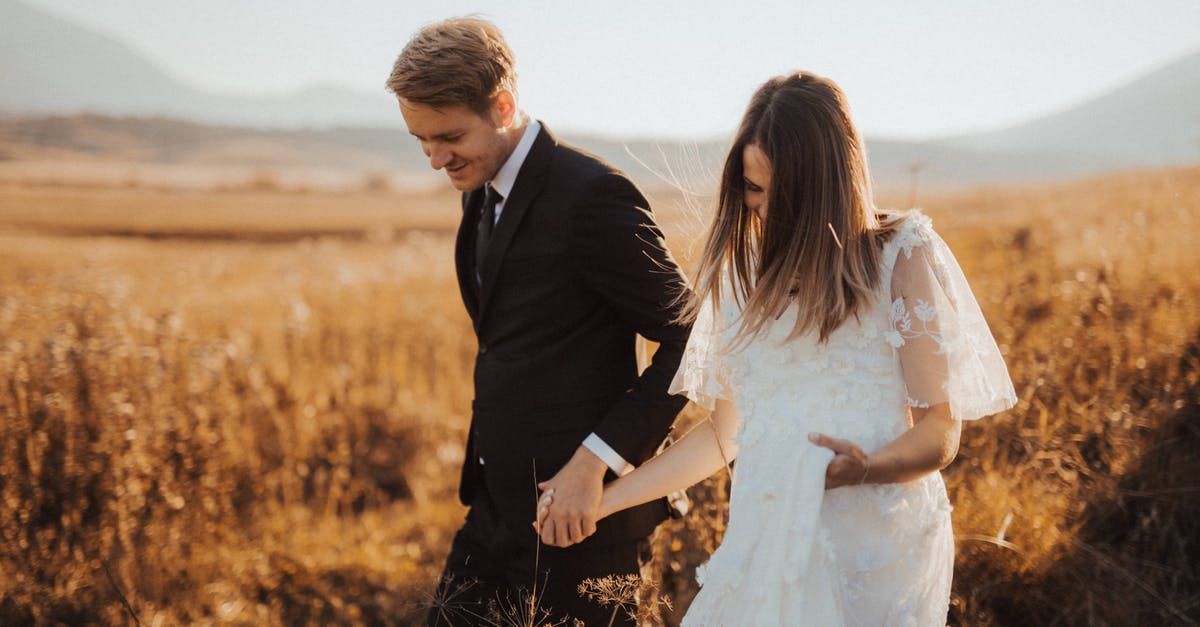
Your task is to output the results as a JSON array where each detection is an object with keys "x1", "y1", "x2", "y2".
[{"x1": 531, "y1": 445, "x2": 609, "y2": 548}]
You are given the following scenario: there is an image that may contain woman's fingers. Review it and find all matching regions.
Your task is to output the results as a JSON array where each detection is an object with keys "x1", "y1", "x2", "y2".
[
  {"x1": 825, "y1": 455, "x2": 850, "y2": 489},
  {"x1": 533, "y1": 489, "x2": 554, "y2": 534},
  {"x1": 808, "y1": 432, "x2": 857, "y2": 455},
  {"x1": 808, "y1": 432, "x2": 838, "y2": 452},
  {"x1": 827, "y1": 454, "x2": 857, "y2": 476},
  {"x1": 533, "y1": 487, "x2": 567, "y2": 545},
  {"x1": 809, "y1": 433, "x2": 866, "y2": 490},
  {"x1": 535, "y1": 482, "x2": 552, "y2": 535},
  {"x1": 824, "y1": 452, "x2": 869, "y2": 489}
]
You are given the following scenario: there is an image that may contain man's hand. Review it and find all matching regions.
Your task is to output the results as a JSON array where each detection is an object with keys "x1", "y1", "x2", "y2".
[{"x1": 533, "y1": 445, "x2": 608, "y2": 547}]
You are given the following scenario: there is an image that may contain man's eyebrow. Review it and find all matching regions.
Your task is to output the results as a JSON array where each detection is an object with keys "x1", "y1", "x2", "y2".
[{"x1": 409, "y1": 130, "x2": 465, "y2": 141}]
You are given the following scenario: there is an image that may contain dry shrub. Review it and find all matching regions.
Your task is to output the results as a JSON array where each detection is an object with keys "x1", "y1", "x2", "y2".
[{"x1": 0, "y1": 230, "x2": 472, "y2": 624}]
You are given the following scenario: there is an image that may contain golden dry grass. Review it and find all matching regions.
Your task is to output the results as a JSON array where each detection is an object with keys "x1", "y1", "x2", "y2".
[{"x1": 1, "y1": 166, "x2": 1198, "y2": 625}]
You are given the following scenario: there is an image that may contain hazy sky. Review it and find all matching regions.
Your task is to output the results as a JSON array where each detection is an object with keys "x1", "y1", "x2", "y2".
[{"x1": 24, "y1": 0, "x2": 1200, "y2": 140}]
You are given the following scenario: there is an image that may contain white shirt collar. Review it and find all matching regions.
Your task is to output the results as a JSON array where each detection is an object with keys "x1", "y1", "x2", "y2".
[{"x1": 490, "y1": 117, "x2": 540, "y2": 200}]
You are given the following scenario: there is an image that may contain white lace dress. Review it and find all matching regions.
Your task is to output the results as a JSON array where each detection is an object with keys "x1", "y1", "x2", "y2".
[{"x1": 670, "y1": 212, "x2": 1017, "y2": 626}]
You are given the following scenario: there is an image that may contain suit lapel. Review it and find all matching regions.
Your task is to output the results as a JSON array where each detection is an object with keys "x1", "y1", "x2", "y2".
[
  {"x1": 455, "y1": 188, "x2": 484, "y2": 326},
  {"x1": 477, "y1": 125, "x2": 556, "y2": 323}
]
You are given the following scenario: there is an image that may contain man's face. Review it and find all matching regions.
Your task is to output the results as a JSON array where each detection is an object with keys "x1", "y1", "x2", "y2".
[{"x1": 399, "y1": 97, "x2": 512, "y2": 192}]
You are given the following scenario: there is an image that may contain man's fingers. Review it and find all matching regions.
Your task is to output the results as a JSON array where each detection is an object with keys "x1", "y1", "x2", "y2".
[
  {"x1": 558, "y1": 519, "x2": 575, "y2": 548},
  {"x1": 582, "y1": 517, "x2": 597, "y2": 537},
  {"x1": 540, "y1": 511, "x2": 561, "y2": 545},
  {"x1": 568, "y1": 519, "x2": 584, "y2": 545},
  {"x1": 543, "y1": 512, "x2": 559, "y2": 546}
]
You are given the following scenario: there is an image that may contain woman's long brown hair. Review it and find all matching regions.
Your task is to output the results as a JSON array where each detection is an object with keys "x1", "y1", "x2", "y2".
[{"x1": 682, "y1": 72, "x2": 901, "y2": 346}]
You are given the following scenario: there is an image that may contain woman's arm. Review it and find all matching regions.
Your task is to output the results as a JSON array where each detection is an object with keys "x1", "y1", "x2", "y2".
[
  {"x1": 537, "y1": 398, "x2": 740, "y2": 535},
  {"x1": 810, "y1": 401, "x2": 961, "y2": 489},
  {"x1": 599, "y1": 398, "x2": 741, "y2": 518}
]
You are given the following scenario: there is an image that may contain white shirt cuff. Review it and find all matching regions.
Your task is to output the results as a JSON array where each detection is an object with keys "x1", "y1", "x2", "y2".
[{"x1": 582, "y1": 433, "x2": 634, "y2": 476}]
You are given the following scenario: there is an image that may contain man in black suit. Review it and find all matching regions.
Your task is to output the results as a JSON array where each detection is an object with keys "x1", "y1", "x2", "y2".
[{"x1": 386, "y1": 17, "x2": 691, "y2": 626}]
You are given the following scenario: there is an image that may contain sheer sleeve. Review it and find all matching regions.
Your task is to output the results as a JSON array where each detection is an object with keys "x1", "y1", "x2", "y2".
[
  {"x1": 669, "y1": 295, "x2": 736, "y2": 410},
  {"x1": 887, "y1": 216, "x2": 1017, "y2": 420}
]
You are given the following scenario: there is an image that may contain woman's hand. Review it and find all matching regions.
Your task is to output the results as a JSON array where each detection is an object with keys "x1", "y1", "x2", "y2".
[
  {"x1": 531, "y1": 447, "x2": 607, "y2": 547},
  {"x1": 533, "y1": 488, "x2": 555, "y2": 538},
  {"x1": 809, "y1": 403, "x2": 960, "y2": 488},
  {"x1": 808, "y1": 432, "x2": 871, "y2": 489},
  {"x1": 533, "y1": 485, "x2": 619, "y2": 547}
]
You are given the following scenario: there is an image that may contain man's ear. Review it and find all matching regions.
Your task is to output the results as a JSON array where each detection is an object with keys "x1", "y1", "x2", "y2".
[{"x1": 492, "y1": 90, "x2": 517, "y2": 128}]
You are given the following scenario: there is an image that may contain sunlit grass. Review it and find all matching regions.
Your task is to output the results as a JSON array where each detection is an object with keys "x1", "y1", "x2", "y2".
[{"x1": 1, "y1": 166, "x2": 1198, "y2": 624}]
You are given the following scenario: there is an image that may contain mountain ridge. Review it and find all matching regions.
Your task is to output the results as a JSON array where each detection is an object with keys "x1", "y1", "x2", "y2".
[
  {"x1": 0, "y1": 0, "x2": 398, "y2": 128},
  {"x1": 2, "y1": 0, "x2": 1197, "y2": 187},
  {"x1": 943, "y1": 48, "x2": 1200, "y2": 166}
]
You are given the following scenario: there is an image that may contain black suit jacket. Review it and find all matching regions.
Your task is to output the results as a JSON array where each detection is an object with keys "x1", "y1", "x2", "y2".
[{"x1": 455, "y1": 123, "x2": 691, "y2": 548}]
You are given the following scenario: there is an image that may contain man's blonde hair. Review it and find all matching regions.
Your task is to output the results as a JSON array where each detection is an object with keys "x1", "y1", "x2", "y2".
[{"x1": 386, "y1": 17, "x2": 517, "y2": 115}]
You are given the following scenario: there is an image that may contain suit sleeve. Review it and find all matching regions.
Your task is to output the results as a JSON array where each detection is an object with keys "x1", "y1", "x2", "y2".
[{"x1": 569, "y1": 172, "x2": 693, "y2": 465}]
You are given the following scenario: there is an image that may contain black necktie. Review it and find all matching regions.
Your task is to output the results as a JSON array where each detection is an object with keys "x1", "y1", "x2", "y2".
[{"x1": 475, "y1": 184, "x2": 502, "y2": 286}]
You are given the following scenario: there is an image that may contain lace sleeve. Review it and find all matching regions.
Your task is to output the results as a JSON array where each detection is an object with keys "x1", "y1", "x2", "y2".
[
  {"x1": 668, "y1": 295, "x2": 735, "y2": 410},
  {"x1": 887, "y1": 220, "x2": 1017, "y2": 420}
]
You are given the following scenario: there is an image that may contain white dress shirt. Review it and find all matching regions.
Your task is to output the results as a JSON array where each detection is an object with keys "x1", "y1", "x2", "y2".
[{"x1": 479, "y1": 116, "x2": 633, "y2": 477}]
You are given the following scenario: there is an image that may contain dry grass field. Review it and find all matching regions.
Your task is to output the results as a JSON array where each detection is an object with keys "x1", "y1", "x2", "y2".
[{"x1": 1, "y1": 165, "x2": 1198, "y2": 625}]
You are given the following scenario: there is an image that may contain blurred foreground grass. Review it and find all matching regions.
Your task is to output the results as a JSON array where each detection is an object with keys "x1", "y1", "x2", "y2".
[{"x1": 1, "y1": 168, "x2": 1198, "y2": 625}]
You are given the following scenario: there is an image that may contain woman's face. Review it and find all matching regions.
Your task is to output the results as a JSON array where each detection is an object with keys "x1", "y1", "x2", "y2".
[{"x1": 742, "y1": 143, "x2": 772, "y2": 221}]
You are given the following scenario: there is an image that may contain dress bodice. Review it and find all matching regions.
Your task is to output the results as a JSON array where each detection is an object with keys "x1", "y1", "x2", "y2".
[
  {"x1": 672, "y1": 210, "x2": 1016, "y2": 448},
  {"x1": 726, "y1": 273, "x2": 910, "y2": 452}
]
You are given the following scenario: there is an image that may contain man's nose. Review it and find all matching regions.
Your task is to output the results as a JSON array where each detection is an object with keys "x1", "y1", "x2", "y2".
[{"x1": 429, "y1": 146, "x2": 453, "y2": 170}]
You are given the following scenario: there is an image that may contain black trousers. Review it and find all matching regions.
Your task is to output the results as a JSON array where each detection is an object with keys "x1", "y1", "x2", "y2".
[{"x1": 427, "y1": 492, "x2": 642, "y2": 626}]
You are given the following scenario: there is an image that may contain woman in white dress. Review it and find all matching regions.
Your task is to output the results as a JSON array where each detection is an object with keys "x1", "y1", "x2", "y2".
[{"x1": 538, "y1": 72, "x2": 1017, "y2": 625}]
